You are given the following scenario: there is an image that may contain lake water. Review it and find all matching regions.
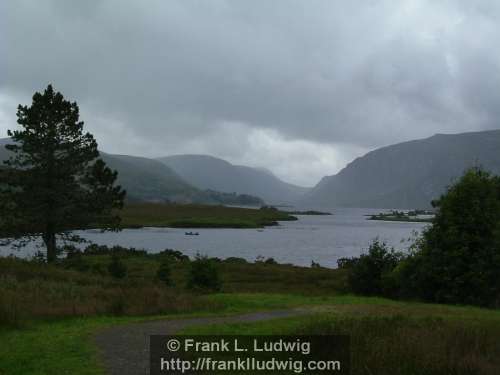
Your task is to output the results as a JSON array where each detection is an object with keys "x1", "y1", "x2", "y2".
[{"x1": 0, "y1": 208, "x2": 428, "y2": 268}]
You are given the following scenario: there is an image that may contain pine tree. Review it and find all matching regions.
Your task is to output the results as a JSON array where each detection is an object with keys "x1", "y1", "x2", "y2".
[{"x1": 0, "y1": 85, "x2": 126, "y2": 262}]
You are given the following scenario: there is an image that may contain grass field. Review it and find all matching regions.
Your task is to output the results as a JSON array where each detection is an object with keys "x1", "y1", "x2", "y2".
[
  {"x1": 182, "y1": 296, "x2": 500, "y2": 375},
  {"x1": 0, "y1": 253, "x2": 345, "y2": 327},
  {"x1": 2, "y1": 293, "x2": 499, "y2": 375},
  {"x1": 0, "y1": 291, "x2": 343, "y2": 375},
  {"x1": 118, "y1": 203, "x2": 297, "y2": 228},
  {"x1": 1, "y1": 251, "x2": 499, "y2": 374},
  {"x1": 0, "y1": 252, "x2": 341, "y2": 375}
]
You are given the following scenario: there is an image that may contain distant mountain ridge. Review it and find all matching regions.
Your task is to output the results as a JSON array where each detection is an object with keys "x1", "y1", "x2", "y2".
[
  {"x1": 5, "y1": 129, "x2": 499, "y2": 209},
  {"x1": 100, "y1": 152, "x2": 197, "y2": 202},
  {"x1": 0, "y1": 138, "x2": 263, "y2": 205},
  {"x1": 157, "y1": 154, "x2": 309, "y2": 204},
  {"x1": 303, "y1": 130, "x2": 500, "y2": 208}
]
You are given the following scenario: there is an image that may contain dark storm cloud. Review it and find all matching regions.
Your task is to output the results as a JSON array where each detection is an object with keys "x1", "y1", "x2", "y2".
[{"x1": 1, "y1": 0, "x2": 500, "y2": 185}]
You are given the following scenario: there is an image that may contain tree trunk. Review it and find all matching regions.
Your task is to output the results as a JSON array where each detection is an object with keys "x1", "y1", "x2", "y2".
[{"x1": 43, "y1": 231, "x2": 57, "y2": 262}]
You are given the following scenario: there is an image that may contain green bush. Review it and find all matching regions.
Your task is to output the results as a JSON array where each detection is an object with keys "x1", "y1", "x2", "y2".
[
  {"x1": 156, "y1": 261, "x2": 173, "y2": 286},
  {"x1": 63, "y1": 256, "x2": 91, "y2": 272},
  {"x1": 187, "y1": 254, "x2": 222, "y2": 292},
  {"x1": 155, "y1": 248, "x2": 190, "y2": 262},
  {"x1": 339, "y1": 240, "x2": 404, "y2": 296},
  {"x1": 85, "y1": 244, "x2": 147, "y2": 257},
  {"x1": 107, "y1": 254, "x2": 127, "y2": 279},
  {"x1": 311, "y1": 260, "x2": 321, "y2": 268},
  {"x1": 223, "y1": 257, "x2": 248, "y2": 264},
  {"x1": 339, "y1": 168, "x2": 500, "y2": 307},
  {"x1": 264, "y1": 257, "x2": 278, "y2": 265},
  {"x1": 399, "y1": 168, "x2": 500, "y2": 307}
]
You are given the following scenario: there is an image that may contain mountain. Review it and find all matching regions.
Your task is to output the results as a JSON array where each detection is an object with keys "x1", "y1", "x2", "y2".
[
  {"x1": 100, "y1": 153, "x2": 198, "y2": 202},
  {"x1": 303, "y1": 130, "x2": 500, "y2": 209},
  {"x1": 0, "y1": 139, "x2": 263, "y2": 205},
  {"x1": 157, "y1": 154, "x2": 309, "y2": 204}
]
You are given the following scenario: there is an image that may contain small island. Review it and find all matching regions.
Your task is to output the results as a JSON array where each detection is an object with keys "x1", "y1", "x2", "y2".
[
  {"x1": 367, "y1": 209, "x2": 434, "y2": 223},
  {"x1": 119, "y1": 203, "x2": 298, "y2": 229},
  {"x1": 287, "y1": 210, "x2": 333, "y2": 215},
  {"x1": 261, "y1": 205, "x2": 332, "y2": 216}
]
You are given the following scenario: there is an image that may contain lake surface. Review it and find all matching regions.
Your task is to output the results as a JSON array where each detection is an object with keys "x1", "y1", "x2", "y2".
[{"x1": 0, "y1": 208, "x2": 428, "y2": 268}]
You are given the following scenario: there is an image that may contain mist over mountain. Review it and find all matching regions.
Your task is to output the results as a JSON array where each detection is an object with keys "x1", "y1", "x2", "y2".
[
  {"x1": 0, "y1": 139, "x2": 263, "y2": 205},
  {"x1": 303, "y1": 130, "x2": 500, "y2": 209},
  {"x1": 157, "y1": 154, "x2": 309, "y2": 205}
]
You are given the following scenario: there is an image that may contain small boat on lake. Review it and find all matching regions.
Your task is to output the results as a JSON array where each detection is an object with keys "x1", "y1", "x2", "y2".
[{"x1": 185, "y1": 231, "x2": 199, "y2": 236}]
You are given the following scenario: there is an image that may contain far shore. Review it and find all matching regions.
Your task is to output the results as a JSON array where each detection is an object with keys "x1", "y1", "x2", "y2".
[
  {"x1": 116, "y1": 203, "x2": 298, "y2": 229},
  {"x1": 367, "y1": 209, "x2": 434, "y2": 223}
]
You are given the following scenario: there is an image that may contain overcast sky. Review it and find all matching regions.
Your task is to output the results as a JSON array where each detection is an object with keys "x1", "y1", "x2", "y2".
[{"x1": 1, "y1": 1, "x2": 500, "y2": 186}]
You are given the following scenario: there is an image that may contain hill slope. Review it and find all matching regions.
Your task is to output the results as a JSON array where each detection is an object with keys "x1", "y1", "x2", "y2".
[
  {"x1": 303, "y1": 130, "x2": 500, "y2": 208},
  {"x1": 0, "y1": 139, "x2": 263, "y2": 205},
  {"x1": 157, "y1": 154, "x2": 309, "y2": 204},
  {"x1": 100, "y1": 153, "x2": 199, "y2": 202}
]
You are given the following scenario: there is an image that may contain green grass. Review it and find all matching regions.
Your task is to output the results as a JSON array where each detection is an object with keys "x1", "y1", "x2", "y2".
[
  {"x1": 183, "y1": 314, "x2": 500, "y2": 374},
  {"x1": 188, "y1": 294, "x2": 500, "y2": 333},
  {"x1": 0, "y1": 255, "x2": 345, "y2": 327},
  {"x1": 0, "y1": 293, "x2": 382, "y2": 375},
  {"x1": 181, "y1": 295, "x2": 500, "y2": 375},
  {"x1": 118, "y1": 203, "x2": 297, "y2": 228},
  {"x1": 0, "y1": 311, "x2": 250, "y2": 375},
  {"x1": 2, "y1": 292, "x2": 500, "y2": 375},
  {"x1": 0, "y1": 317, "x2": 117, "y2": 375},
  {"x1": 0, "y1": 293, "x2": 381, "y2": 375},
  {"x1": 0, "y1": 293, "x2": 342, "y2": 375},
  {"x1": 205, "y1": 292, "x2": 342, "y2": 312},
  {"x1": 2, "y1": 251, "x2": 500, "y2": 374}
]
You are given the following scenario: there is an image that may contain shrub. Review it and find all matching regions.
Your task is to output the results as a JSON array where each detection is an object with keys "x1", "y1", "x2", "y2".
[
  {"x1": 255, "y1": 255, "x2": 265, "y2": 263},
  {"x1": 63, "y1": 255, "x2": 91, "y2": 272},
  {"x1": 32, "y1": 251, "x2": 46, "y2": 263},
  {"x1": 107, "y1": 254, "x2": 127, "y2": 279},
  {"x1": 336, "y1": 257, "x2": 357, "y2": 269},
  {"x1": 0, "y1": 288, "x2": 24, "y2": 328},
  {"x1": 341, "y1": 240, "x2": 404, "y2": 296},
  {"x1": 224, "y1": 257, "x2": 248, "y2": 264},
  {"x1": 156, "y1": 261, "x2": 173, "y2": 286},
  {"x1": 399, "y1": 168, "x2": 500, "y2": 307},
  {"x1": 0, "y1": 256, "x2": 222, "y2": 326},
  {"x1": 311, "y1": 260, "x2": 321, "y2": 268},
  {"x1": 155, "y1": 249, "x2": 190, "y2": 262},
  {"x1": 84, "y1": 244, "x2": 147, "y2": 257},
  {"x1": 264, "y1": 257, "x2": 278, "y2": 265},
  {"x1": 62, "y1": 245, "x2": 81, "y2": 258},
  {"x1": 84, "y1": 244, "x2": 110, "y2": 255},
  {"x1": 187, "y1": 254, "x2": 222, "y2": 292},
  {"x1": 107, "y1": 293, "x2": 126, "y2": 315},
  {"x1": 255, "y1": 256, "x2": 278, "y2": 264}
]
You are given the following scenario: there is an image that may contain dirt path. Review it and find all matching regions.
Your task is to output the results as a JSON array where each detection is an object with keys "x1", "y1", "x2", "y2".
[{"x1": 94, "y1": 309, "x2": 308, "y2": 375}]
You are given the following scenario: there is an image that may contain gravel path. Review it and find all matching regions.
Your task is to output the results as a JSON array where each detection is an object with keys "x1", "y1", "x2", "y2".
[{"x1": 94, "y1": 309, "x2": 307, "y2": 375}]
